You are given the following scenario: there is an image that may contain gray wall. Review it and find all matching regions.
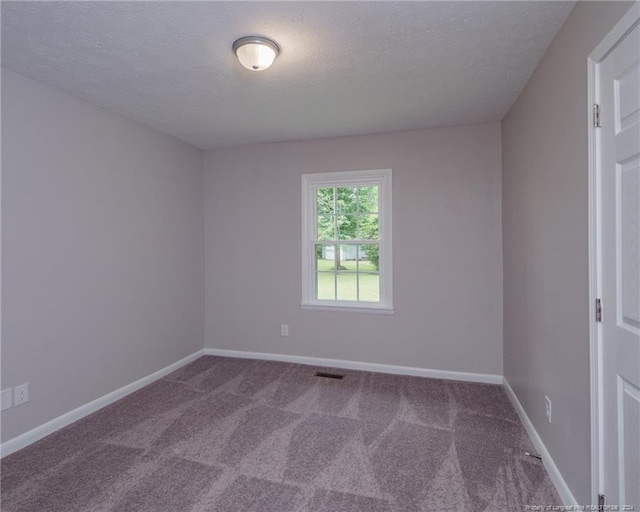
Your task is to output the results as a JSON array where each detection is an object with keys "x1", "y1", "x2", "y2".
[
  {"x1": 1, "y1": 70, "x2": 205, "y2": 442},
  {"x1": 501, "y1": 1, "x2": 635, "y2": 504},
  {"x1": 204, "y1": 123, "x2": 503, "y2": 375}
]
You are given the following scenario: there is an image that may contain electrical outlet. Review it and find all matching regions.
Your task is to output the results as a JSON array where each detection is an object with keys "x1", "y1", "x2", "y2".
[
  {"x1": 14, "y1": 383, "x2": 29, "y2": 407},
  {"x1": 281, "y1": 324, "x2": 289, "y2": 337},
  {"x1": 1, "y1": 388, "x2": 12, "y2": 411},
  {"x1": 545, "y1": 395, "x2": 552, "y2": 423}
]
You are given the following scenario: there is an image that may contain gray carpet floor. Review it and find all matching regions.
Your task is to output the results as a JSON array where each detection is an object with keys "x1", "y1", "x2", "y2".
[{"x1": 1, "y1": 356, "x2": 561, "y2": 511}]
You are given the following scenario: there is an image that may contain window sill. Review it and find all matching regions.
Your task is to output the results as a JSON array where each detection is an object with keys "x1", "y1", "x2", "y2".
[{"x1": 300, "y1": 302, "x2": 395, "y2": 315}]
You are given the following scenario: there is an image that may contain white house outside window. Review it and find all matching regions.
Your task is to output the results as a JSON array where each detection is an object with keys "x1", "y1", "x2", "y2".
[{"x1": 301, "y1": 169, "x2": 393, "y2": 313}]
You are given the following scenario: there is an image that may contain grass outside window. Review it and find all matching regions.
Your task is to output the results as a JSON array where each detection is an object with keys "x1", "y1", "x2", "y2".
[{"x1": 316, "y1": 258, "x2": 380, "y2": 302}]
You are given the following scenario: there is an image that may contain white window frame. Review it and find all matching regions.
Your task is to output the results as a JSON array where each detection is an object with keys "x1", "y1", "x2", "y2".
[{"x1": 301, "y1": 168, "x2": 393, "y2": 314}]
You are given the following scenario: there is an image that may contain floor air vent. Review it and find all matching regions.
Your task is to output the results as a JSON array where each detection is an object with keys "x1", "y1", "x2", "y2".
[{"x1": 314, "y1": 371, "x2": 345, "y2": 380}]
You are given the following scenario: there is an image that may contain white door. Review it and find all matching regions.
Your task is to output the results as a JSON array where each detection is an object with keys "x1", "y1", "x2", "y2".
[{"x1": 599, "y1": 20, "x2": 640, "y2": 509}]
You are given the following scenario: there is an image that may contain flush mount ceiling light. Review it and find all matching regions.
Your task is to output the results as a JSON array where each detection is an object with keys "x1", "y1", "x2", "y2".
[{"x1": 232, "y1": 36, "x2": 280, "y2": 71}]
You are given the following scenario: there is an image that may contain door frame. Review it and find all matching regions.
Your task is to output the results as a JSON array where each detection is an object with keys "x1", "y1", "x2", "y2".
[{"x1": 587, "y1": 3, "x2": 640, "y2": 505}]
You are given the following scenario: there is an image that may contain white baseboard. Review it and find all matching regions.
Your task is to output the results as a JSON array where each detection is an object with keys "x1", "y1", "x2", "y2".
[
  {"x1": 503, "y1": 377, "x2": 578, "y2": 507},
  {"x1": 203, "y1": 348, "x2": 503, "y2": 384},
  {"x1": 0, "y1": 349, "x2": 205, "y2": 458}
]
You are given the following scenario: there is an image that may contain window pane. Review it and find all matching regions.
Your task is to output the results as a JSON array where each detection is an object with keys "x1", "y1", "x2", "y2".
[
  {"x1": 317, "y1": 215, "x2": 335, "y2": 240},
  {"x1": 358, "y1": 244, "x2": 379, "y2": 272},
  {"x1": 317, "y1": 272, "x2": 335, "y2": 300},
  {"x1": 358, "y1": 186, "x2": 378, "y2": 213},
  {"x1": 358, "y1": 273, "x2": 380, "y2": 302},
  {"x1": 316, "y1": 244, "x2": 335, "y2": 272},
  {"x1": 337, "y1": 215, "x2": 357, "y2": 240},
  {"x1": 336, "y1": 187, "x2": 357, "y2": 213},
  {"x1": 337, "y1": 273, "x2": 357, "y2": 301},
  {"x1": 337, "y1": 244, "x2": 357, "y2": 271},
  {"x1": 317, "y1": 187, "x2": 335, "y2": 214},
  {"x1": 358, "y1": 214, "x2": 379, "y2": 240}
]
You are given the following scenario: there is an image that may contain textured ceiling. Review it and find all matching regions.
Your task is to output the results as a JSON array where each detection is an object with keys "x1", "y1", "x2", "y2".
[{"x1": 1, "y1": 1, "x2": 575, "y2": 150}]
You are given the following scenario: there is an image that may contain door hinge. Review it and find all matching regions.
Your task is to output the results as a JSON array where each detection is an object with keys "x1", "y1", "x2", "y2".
[
  {"x1": 596, "y1": 298, "x2": 603, "y2": 322},
  {"x1": 593, "y1": 104, "x2": 601, "y2": 127},
  {"x1": 598, "y1": 494, "x2": 606, "y2": 511}
]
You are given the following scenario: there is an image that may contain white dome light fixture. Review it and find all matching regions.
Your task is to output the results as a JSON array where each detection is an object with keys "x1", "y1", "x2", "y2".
[{"x1": 233, "y1": 36, "x2": 280, "y2": 71}]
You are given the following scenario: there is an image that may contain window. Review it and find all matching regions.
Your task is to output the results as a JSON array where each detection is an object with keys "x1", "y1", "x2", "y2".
[{"x1": 301, "y1": 169, "x2": 393, "y2": 313}]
